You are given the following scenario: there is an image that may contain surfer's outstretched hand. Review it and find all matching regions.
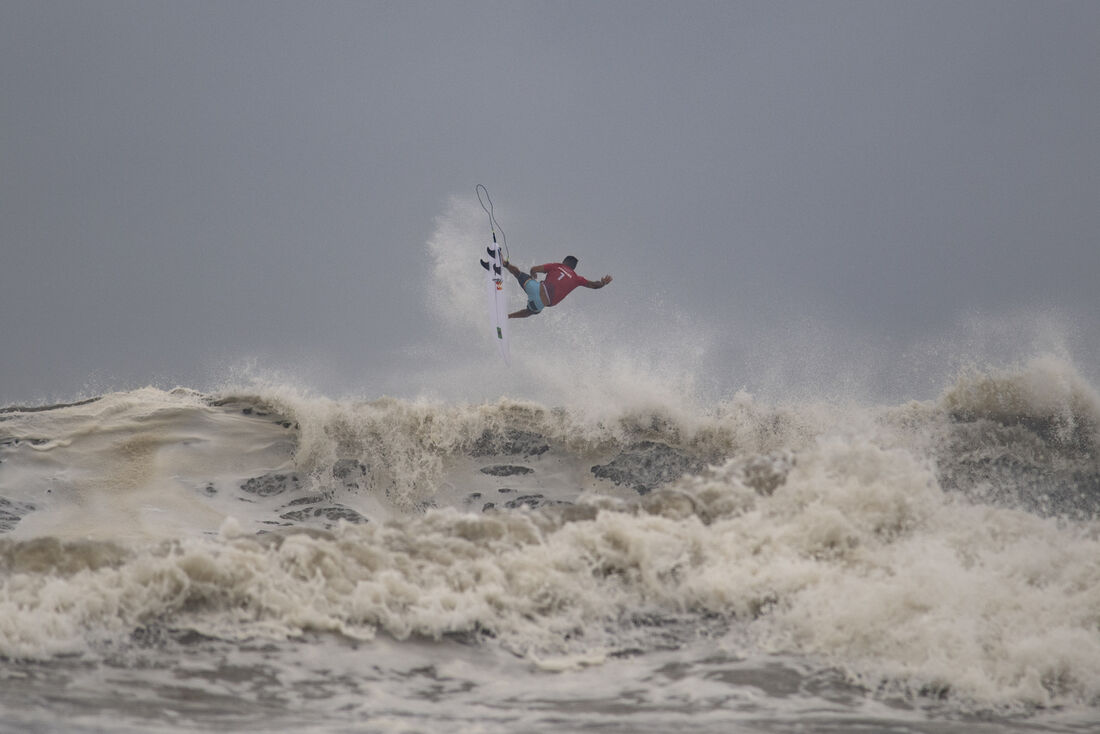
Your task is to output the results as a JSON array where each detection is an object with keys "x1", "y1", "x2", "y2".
[{"x1": 585, "y1": 274, "x2": 611, "y2": 289}]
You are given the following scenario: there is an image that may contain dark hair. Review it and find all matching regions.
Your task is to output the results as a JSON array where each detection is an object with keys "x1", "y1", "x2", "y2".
[{"x1": 563, "y1": 255, "x2": 578, "y2": 269}]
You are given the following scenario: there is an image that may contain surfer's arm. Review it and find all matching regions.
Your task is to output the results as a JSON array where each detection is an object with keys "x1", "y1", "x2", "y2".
[
  {"x1": 529, "y1": 265, "x2": 547, "y2": 277},
  {"x1": 584, "y1": 275, "x2": 612, "y2": 289}
]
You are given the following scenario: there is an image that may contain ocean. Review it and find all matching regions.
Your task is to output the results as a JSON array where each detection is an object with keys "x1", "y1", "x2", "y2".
[{"x1": 2, "y1": 352, "x2": 1099, "y2": 733}]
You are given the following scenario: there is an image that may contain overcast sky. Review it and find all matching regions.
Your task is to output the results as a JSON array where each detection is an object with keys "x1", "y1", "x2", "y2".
[{"x1": 2, "y1": 1, "x2": 1097, "y2": 405}]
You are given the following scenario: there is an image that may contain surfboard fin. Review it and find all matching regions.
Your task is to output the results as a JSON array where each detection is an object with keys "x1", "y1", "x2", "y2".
[{"x1": 480, "y1": 259, "x2": 490, "y2": 271}]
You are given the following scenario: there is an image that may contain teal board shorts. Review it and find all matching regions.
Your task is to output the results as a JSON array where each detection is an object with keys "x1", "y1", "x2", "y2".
[{"x1": 520, "y1": 276, "x2": 545, "y2": 313}]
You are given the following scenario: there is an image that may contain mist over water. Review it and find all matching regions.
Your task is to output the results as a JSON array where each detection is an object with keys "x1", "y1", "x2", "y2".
[
  {"x1": 419, "y1": 195, "x2": 1097, "y2": 412},
  {"x1": 1, "y1": 201, "x2": 1098, "y2": 733}
]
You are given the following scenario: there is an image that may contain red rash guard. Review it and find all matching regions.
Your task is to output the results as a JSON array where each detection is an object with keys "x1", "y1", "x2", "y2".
[{"x1": 540, "y1": 263, "x2": 588, "y2": 306}]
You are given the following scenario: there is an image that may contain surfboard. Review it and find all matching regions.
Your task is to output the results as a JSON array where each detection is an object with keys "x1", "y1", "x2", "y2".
[{"x1": 484, "y1": 237, "x2": 510, "y2": 364}]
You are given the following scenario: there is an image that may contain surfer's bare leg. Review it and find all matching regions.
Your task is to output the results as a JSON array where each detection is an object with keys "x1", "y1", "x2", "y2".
[
  {"x1": 509, "y1": 309, "x2": 537, "y2": 319},
  {"x1": 503, "y1": 261, "x2": 526, "y2": 284}
]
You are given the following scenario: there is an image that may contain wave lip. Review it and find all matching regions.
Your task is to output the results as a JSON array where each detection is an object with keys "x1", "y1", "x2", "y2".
[
  {"x1": 942, "y1": 355, "x2": 1100, "y2": 451},
  {"x1": 935, "y1": 357, "x2": 1100, "y2": 518}
]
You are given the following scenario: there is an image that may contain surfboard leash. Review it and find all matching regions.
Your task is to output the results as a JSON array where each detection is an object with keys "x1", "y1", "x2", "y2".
[{"x1": 476, "y1": 184, "x2": 509, "y2": 264}]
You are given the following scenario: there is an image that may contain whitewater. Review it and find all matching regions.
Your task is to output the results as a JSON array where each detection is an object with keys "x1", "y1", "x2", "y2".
[{"x1": 2, "y1": 203, "x2": 1099, "y2": 733}]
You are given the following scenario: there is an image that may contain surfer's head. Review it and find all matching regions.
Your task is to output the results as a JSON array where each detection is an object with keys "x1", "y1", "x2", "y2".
[{"x1": 563, "y1": 255, "x2": 578, "y2": 269}]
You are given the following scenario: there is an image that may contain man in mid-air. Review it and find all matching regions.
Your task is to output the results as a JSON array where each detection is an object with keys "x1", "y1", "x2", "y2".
[{"x1": 501, "y1": 256, "x2": 612, "y2": 319}]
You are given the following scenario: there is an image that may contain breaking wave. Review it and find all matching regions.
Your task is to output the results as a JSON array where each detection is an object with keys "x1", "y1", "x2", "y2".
[{"x1": 2, "y1": 355, "x2": 1099, "y2": 713}]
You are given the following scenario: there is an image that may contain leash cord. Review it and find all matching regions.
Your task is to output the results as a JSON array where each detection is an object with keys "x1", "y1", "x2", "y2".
[{"x1": 475, "y1": 184, "x2": 509, "y2": 263}]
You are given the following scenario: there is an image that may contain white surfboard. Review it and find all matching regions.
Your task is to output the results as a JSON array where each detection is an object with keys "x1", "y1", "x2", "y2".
[{"x1": 484, "y1": 237, "x2": 510, "y2": 364}]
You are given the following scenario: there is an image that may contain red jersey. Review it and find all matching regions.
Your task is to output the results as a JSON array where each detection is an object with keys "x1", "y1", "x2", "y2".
[{"x1": 540, "y1": 263, "x2": 588, "y2": 306}]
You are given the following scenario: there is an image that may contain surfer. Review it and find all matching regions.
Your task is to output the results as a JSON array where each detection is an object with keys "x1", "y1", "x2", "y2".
[{"x1": 502, "y1": 256, "x2": 612, "y2": 319}]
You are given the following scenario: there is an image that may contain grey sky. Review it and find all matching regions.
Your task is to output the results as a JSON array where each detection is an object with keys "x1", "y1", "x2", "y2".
[{"x1": 2, "y1": 1, "x2": 1098, "y2": 404}]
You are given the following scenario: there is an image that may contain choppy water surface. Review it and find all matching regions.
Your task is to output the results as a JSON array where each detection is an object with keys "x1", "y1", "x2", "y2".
[{"x1": 2, "y1": 356, "x2": 1099, "y2": 732}]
